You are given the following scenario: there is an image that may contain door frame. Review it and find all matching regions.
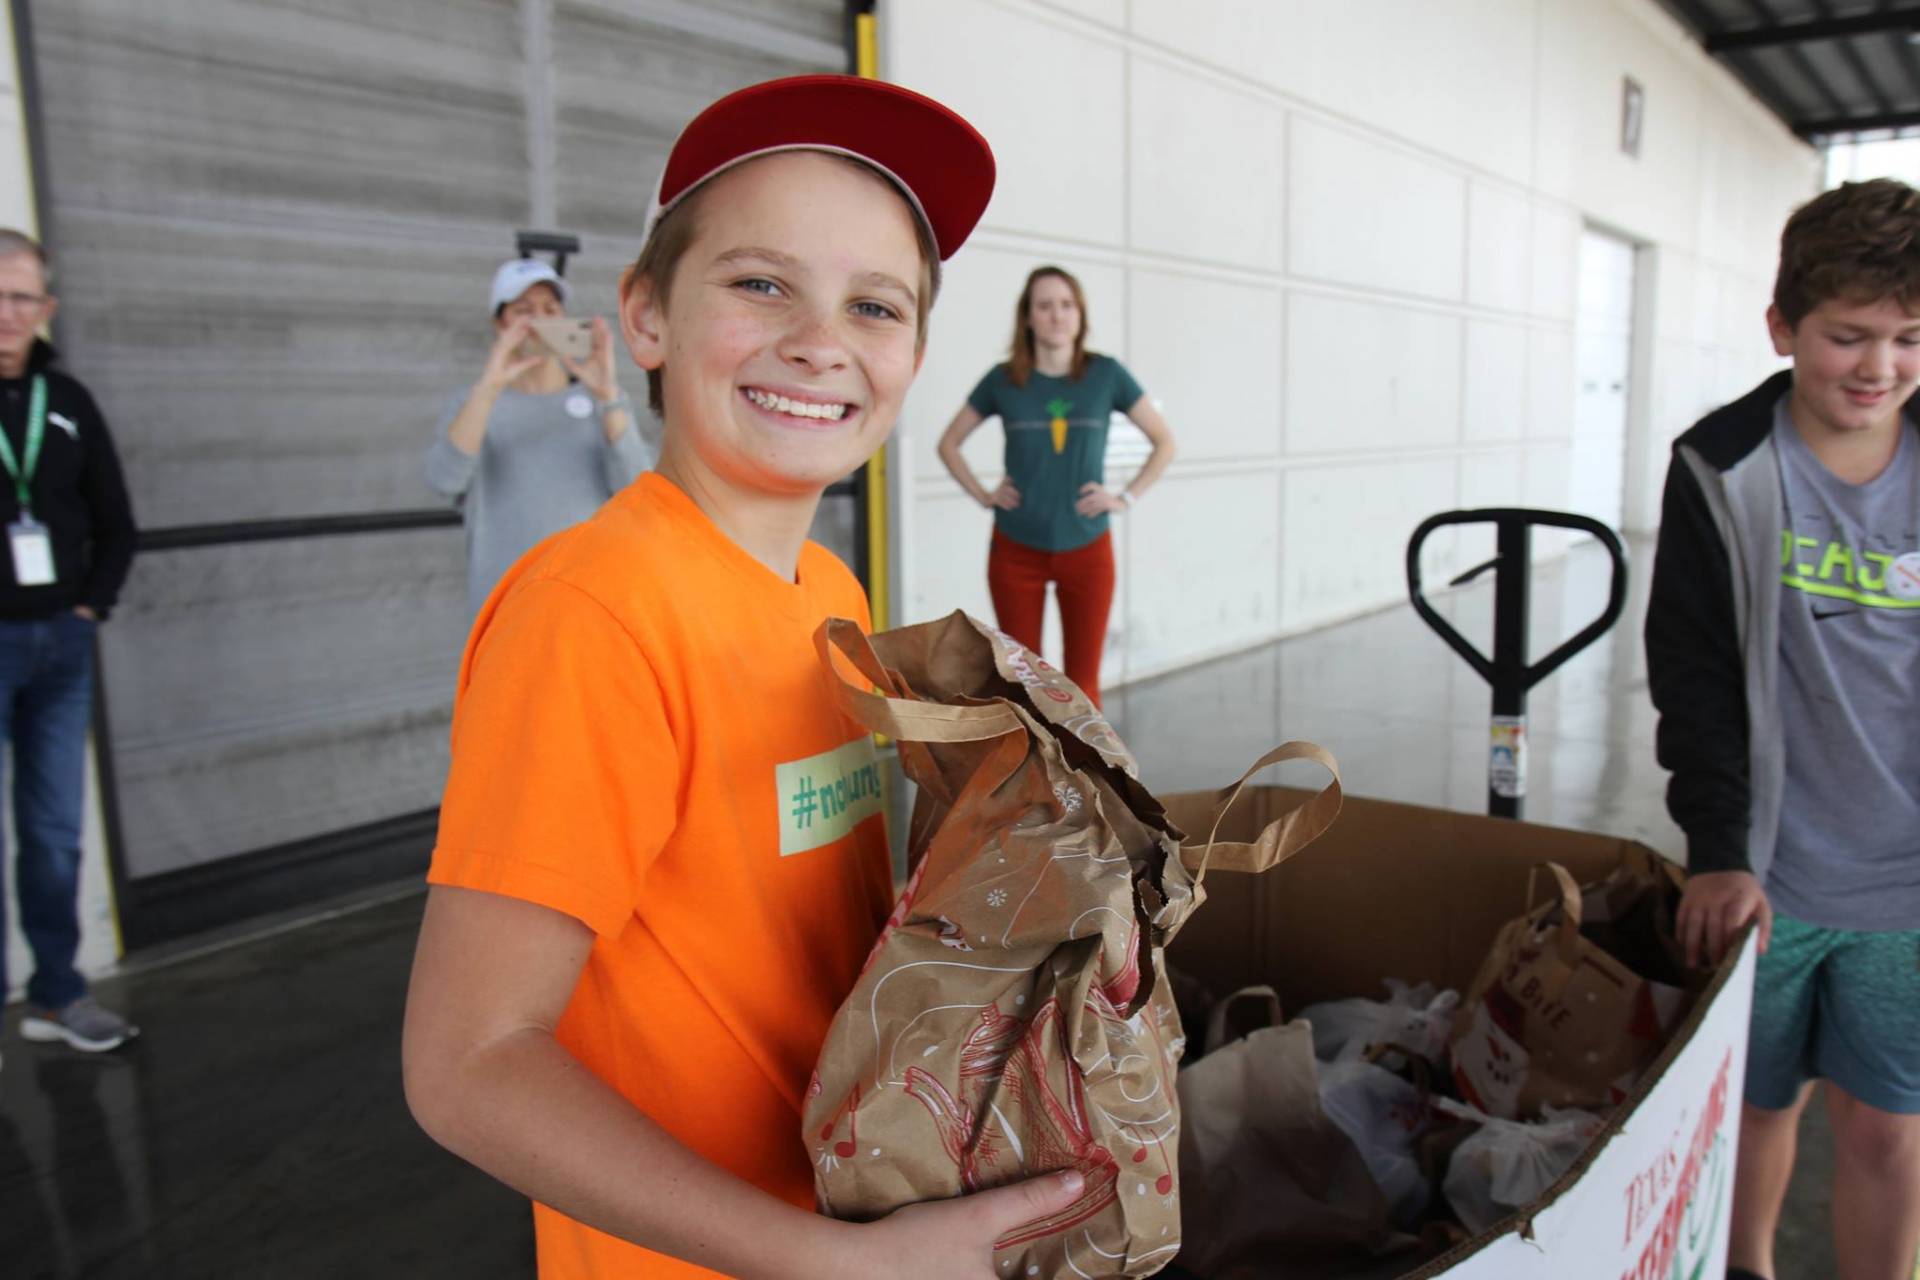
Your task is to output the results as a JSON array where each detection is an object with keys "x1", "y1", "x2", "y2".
[{"x1": 1576, "y1": 219, "x2": 1658, "y2": 534}]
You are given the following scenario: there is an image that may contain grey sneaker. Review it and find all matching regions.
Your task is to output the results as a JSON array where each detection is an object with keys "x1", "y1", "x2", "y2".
[{"x1": 21, "y1": 996, "x2": 138, "y2": 1052}]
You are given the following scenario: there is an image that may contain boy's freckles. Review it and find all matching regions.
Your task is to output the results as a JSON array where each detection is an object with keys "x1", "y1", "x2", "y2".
[{"x1": 690, "y1": 319, "x2": 763, "y2": 362}]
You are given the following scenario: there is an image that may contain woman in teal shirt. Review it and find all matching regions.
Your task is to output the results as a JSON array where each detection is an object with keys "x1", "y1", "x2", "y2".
[{"x1": 937, "y1": 265, "x2": 1175, "y2": 706}]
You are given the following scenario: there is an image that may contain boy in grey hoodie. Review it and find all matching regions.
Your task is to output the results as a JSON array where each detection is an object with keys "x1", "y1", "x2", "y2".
[{"x1": 1647, "y1": 177, "x2": 1920, "y2": 1280}]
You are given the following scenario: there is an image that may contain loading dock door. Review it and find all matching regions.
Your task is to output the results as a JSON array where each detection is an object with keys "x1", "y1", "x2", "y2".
[{"x1": 1570, "y1": 228, "x2": 1636, "y2": 533}]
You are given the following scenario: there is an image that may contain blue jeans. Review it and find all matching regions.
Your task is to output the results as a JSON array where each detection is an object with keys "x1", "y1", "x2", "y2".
[{"x1": 0, "y1": 613, "x2": 97, "y2": 1009}]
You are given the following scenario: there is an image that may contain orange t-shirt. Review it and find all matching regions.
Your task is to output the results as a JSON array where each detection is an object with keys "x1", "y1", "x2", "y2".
[{"x1": 428, "y1": 472, "x2": 894, "y2": 1279}]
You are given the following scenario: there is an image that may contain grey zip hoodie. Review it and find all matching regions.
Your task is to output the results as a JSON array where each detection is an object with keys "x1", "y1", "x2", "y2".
[{"x1": 1645, "y1": 369, "x2": 1920, "y2": 882}]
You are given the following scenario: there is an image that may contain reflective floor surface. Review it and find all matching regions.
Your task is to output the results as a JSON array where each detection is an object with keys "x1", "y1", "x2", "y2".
[{"x1": 2, "y1": 536, "x2": 1835, "y2": 1277}]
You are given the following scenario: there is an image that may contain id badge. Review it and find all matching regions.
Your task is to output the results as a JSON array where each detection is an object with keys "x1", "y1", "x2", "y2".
[{"x1": 9, "y1": 518, "x2": 55, "y2": 587}]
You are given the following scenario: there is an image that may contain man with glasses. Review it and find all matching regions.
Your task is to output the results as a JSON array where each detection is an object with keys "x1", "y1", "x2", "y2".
[{"x1": 0, "y1": 229, "x2": 137, "y2": 1059}]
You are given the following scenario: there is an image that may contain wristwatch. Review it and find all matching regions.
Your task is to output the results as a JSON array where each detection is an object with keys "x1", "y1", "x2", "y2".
[
  {"x1": 1119, "y1": 490, "x2": 1136, "y2": 509},
  {"x1": 596, "y1": 389, "x2": 633, "y2": 416}
]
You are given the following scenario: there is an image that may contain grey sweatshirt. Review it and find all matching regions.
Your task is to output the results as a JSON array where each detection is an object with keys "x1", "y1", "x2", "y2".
[
  {"x1": 426, "y1": 385, "x2": 657, "y2": 614},
  {"x1": 1768, "y1": 397, "x2": 1920, "y2": 931}
]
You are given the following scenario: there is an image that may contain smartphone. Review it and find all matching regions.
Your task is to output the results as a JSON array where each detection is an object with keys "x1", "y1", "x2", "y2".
[{"x1": 530, "y1": 317, "x2": 594, "y2": 361}]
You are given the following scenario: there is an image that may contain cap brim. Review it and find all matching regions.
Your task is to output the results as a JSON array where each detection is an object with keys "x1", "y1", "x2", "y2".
[
  {"x1": 652, "y1": 75, "x2": 995, "y2": 263},
  {"x1": 493, "y1": 267, "x2": 571, "y2": 312}
]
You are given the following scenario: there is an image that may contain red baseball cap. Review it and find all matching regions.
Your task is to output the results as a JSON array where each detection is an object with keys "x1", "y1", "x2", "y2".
[{"x1": 641, "y1": 75, "x2": 996, "y2": 285}]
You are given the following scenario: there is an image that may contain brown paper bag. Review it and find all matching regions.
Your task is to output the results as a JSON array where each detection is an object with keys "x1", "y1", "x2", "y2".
[
  {"x1": 1449, "y1": 851, "x2": 1700, "y2": 1120},
  {"x1": 1174, "y1": 988, "x2": 1404, "y2": 1277},
  {"x1": 804, "y1": 612, "x2": 1341, "y2": 1278}
]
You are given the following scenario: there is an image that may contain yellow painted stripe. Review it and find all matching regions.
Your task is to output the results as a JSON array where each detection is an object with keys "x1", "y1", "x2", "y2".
[
  {"x1": 855, "y1": 10, "x2": 888, "y2": 630},
  {"x1": 856, "y1": 11, "x2": 877, "y2": 78},
  {"x1": 864, "y1": 455, "x2": 888, "y2": 630},
  {"x1": 1781, "y1": 575, "x2": 1920, "y2": 609}
]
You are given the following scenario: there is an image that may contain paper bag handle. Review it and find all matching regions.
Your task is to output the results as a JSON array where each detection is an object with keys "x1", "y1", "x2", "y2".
[
  {"x1": 1183, "y1": 741, "x2": 1343, "y2": 878},
  {"x1": 1527, "y1": 862, "x2": 1586, "y2": 965},
  {"x1": 815, "y1": 619, "x2": 1025, "y2": 744},
  {"x1": 1204, "y1": 984, "x2": 1284, "y2": 1054}
]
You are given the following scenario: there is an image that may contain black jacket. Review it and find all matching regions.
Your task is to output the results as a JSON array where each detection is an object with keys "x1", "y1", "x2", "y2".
[{"x1": 0, "y1": 339, "x2": 137, "y2": 619}]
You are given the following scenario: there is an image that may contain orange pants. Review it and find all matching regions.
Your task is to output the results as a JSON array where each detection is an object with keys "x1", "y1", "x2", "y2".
[{"x1": 987, "y1": 529, "x2": 1115, "y2": 707}]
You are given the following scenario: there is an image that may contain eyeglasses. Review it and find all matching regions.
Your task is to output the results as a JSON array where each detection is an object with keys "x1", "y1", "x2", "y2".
[{"x1": 0, "y1": 292, "x2": 48, "y2": 313}]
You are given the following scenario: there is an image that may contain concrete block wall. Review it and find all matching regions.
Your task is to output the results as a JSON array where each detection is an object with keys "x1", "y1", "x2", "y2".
[
  {"x1": 9, "y1": 0, "x2": 847, "y2": 989},
  {"x1": 880, "y1": 0, "x2": 1819, "y2": 689}
]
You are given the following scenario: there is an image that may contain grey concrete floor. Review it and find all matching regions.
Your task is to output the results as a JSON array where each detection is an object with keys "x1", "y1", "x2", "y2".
[{"x1": 0, "y1": 537, "x2": 1839, "y2": 1277}]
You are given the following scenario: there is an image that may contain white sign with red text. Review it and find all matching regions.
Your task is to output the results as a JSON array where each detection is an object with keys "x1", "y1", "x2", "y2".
[{"x1": 1427, "y1": 935, "x2": 1756, "y2": 1279}]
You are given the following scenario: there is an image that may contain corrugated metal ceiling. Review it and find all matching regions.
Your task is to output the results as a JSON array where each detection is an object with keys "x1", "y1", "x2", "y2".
[{"x1": 1655, "y1": 0, "x2": 1920, "y2": 138}]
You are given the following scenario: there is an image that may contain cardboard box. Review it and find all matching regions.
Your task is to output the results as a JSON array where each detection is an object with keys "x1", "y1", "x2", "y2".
[{"x1": 1164, "y1": 788, "x2": 1754, "y2": 1280}]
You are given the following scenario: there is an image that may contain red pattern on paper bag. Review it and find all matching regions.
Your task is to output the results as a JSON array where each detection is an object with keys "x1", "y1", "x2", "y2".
[{"x1": 804, "y1": 614, "x2": 1338, "y2": 1279}]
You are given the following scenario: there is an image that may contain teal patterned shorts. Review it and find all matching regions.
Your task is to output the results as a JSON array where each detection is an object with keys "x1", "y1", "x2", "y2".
[{"x1": 1746, "y1": 912, "x2": 1920, "y2": 1114}]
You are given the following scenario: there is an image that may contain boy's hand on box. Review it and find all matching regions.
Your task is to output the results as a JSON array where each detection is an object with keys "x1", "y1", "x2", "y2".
[
  {"x1": 1677, "y1": 870, "x2": 1772, "y2": 967},
  {"x1": 850, "y1": 1168, "x2": 1083, "y2": 1277}
]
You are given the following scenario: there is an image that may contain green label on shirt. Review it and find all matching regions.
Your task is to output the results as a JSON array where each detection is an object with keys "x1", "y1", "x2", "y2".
[{"x1": 777, "y1": 736, "x2": 884, "y2": 856}]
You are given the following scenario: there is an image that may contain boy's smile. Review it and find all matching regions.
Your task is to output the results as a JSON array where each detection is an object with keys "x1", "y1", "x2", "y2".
[
  {"x1": 1769, "y1": 295, "x2": 1920, "y2": 443},
  {"x1": 741, "y1": 385, "x2": 851, "y2": 423},
  {"x1": 627, "y1": 150, "x2": 926, "y2": 500}
]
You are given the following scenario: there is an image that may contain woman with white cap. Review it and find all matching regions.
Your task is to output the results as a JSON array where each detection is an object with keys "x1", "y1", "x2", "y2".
[{"x1": 426, "y1": 258, "x2": 657, "y2": 614}]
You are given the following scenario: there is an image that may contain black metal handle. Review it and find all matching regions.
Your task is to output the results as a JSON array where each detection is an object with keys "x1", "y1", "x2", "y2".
[
  {"x1": 516, "y1": 228, "x2": 582, "y2": 277},
  {"x1": 1405, "y1": 507, "x2": 1629, "y2": 693}
]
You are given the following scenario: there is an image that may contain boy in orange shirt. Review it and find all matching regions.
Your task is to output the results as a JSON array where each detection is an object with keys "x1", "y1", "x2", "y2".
[{"x1": 401, "y1": 77, "x2": 1083, "y2": 1279}]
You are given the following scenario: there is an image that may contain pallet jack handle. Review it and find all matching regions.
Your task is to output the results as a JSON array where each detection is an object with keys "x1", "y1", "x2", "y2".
[{"x1": 1405, "y1": 508, "x2": 1629, "y2": 818}]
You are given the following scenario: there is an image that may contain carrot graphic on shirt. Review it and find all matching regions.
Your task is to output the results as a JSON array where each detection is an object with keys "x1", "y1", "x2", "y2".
[{"x1": 1047, "y1": 398, "x2": 1072, "y2": 454}]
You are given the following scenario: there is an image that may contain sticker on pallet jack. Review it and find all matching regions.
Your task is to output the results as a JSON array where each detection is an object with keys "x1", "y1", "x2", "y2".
[{"x1": 1490, "y1": 716, "x2": 1527, "y2": 799}]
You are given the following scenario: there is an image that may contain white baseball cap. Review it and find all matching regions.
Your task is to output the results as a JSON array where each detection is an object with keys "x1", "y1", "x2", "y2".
[{"x1": 489, "y1": 258, "x2": 571, "y2": 312}]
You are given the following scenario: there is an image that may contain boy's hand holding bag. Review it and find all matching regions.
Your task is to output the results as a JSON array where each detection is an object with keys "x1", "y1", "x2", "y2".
[{"x1": 804, "y1": 612, "x2": 1340, "y2": 1278}]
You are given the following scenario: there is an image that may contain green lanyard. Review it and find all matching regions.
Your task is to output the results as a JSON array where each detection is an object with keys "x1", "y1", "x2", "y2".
[{"x1": 0, "y1": 376, "x2": 46, "y2": 518}]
